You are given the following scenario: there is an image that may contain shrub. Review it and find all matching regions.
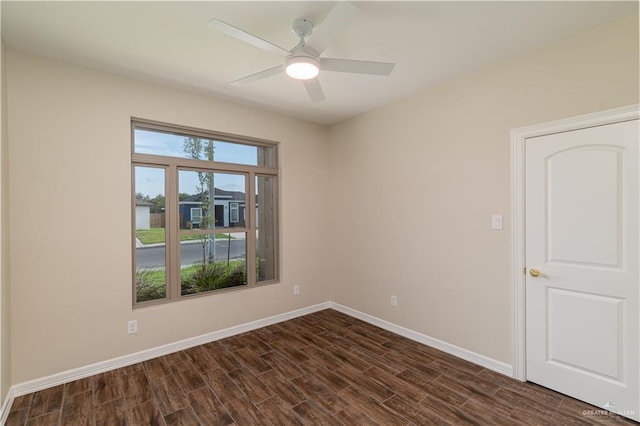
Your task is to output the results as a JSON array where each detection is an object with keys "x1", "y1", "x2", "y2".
[
  {"x1": 136, "y1": 269, "x2": 166, "y2": 302},
  {"x1": 181, "y1": 261, "x2": 247, "y2": 295}
]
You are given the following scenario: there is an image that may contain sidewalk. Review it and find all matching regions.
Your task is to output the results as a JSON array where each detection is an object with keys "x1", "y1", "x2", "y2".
[{"x1": 136, "y1": 233, "x2": 245, "y2": 249}]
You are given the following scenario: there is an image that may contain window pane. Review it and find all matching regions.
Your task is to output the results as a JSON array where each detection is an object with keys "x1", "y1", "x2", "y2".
[
  {"x1": 179, "y1": 171, "x2": 246, "y2": 230},
  {"x1": 134, "y1": 166, "x2": 167, "y2": 303},
  {"x1": 134, "y1": 127, "x2": 274, "y2": 167},
  {"x1": 180, "y1": 233, "x2": 247, "y2": 296},
  {"x1": 256, "y1": 176, "x2": 277, "y2": 282}
]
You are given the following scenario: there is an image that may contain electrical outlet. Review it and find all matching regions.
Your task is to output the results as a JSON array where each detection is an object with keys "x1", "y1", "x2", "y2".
[
  {"x1": 128, "y1": 320, "x2": 138, "y2": 335},
  {"x1": 293, "y1": 285, "x2": 300, "y2": 296},
  {"x1": 390, "y1": 295, "x2": 398, "y2": 307}
]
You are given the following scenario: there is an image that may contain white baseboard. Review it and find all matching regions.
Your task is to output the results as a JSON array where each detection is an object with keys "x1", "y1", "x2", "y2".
[
  {"x1": 330, "y1": 302, "x2": 513, "y2": 377},
  {"x1": 0, "y1": 391, "x2": 12, "y2": 426},
  {"x1": 0, "y1": 300, "x2": 513, "y2": 424}
]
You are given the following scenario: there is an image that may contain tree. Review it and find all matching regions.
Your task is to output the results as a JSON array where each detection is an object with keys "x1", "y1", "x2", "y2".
[
  {"x1": 183, "y1": 137, "x2": 215, "y2": 268},
  {"x1": 135, "y1": 192, "x2": 151, "y2": 202},
  {"x1": 149, "y1": 194, "x2": 165, "y2": 213}
]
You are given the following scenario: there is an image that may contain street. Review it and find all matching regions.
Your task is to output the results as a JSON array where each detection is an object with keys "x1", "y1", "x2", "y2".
[{"x1": 136, "y1": 239, "x2": 246, "y2": 268}]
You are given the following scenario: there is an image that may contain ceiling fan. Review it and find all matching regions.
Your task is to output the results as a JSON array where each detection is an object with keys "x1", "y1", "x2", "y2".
[{"x1": 207, "y1": 2, "x2": 395, "y2": 103}]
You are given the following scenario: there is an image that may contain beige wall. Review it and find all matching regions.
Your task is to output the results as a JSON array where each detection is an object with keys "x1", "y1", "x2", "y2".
[
  {"x1": 1, "y1": 34, "x2": 12, "y2": 400},
  {"x1": 6, "y1": 50, "x2": 331, "y2": 384},
  {"x1": 328, "y1": 14, "x2": 639, "y2": 364}
]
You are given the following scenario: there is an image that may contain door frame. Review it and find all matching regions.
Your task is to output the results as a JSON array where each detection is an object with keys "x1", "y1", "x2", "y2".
[{"x1": 510, "y1": 104, "x2": 639, "y2": 381}]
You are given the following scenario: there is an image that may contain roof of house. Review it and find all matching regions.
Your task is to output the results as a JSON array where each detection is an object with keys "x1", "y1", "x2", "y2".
[{"x1": 181, "y1": 188, "x2": 245, "y2": 203}]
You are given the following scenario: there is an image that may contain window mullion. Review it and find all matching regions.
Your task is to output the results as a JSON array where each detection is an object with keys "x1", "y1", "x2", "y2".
[
  {"x1": 166, "y1": 164, "x2": 180, "y2": 300},
  {"x1": 247, "y1": 172, "x2": 256, "y2": 286}
]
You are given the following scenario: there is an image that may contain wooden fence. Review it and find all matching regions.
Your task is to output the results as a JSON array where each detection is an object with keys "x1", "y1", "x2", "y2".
[{"x1": 150, "y1": 213, "x2": 165, "y2": 228}]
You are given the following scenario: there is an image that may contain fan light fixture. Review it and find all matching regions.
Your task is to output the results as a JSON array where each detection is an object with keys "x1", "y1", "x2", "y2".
[{"x1": 285, "y1": 56, "x2": 319, "y2": 80}]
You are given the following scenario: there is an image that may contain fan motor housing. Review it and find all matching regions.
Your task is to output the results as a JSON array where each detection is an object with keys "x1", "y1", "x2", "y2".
[{"x1": 291, "y1": 19, "x2": 313, "y2": 39}]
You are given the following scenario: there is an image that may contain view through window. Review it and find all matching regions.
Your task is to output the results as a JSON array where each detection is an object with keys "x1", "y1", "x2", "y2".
[{"x1": 132, "y1": 120, "x2": 279, "y2": 306}]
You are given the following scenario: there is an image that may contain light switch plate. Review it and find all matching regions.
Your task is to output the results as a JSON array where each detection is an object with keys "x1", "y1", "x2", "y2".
[{"x1": 492, "y1": 215, "x2": 503, "y2": 230}]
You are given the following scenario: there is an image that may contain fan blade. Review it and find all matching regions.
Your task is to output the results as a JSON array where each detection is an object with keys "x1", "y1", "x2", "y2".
[
  {"x1": 207, "y1": 18, "x2": 289, "y2": 57},
  {"x1": 306, "y1": 2, "x2": 360, "y2": 55},
  {"x1": 303, "y1": 79, "x2": 325, "y2": 103},
  {"x1": 320, "y1": 58, "x2": 395, "y2": 76},
  {"x1": 230, "y1": 65, "x2": 283, "y2": 86}
]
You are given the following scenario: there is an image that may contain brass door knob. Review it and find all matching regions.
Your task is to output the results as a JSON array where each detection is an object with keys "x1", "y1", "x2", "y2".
[{"x1": 528, "y1": 268, "x2": 548, "y2": 278}]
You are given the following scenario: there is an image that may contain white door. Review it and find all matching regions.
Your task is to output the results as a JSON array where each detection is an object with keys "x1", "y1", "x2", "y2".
[{"x1": 525, "y1": 119, "x2": 639, "y2": 421}]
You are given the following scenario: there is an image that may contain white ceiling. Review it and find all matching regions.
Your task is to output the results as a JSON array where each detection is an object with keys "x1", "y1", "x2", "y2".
[{"x1": 1, "y1": 1, "x2": 636, "y2": 125}]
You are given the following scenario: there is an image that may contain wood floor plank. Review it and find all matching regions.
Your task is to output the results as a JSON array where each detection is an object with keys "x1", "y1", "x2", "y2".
[
  {"x1": 319, "y1": 343, "x2": 373, "y2": 372},
  {"x1": 120, "y1": 370, "x2": 153, "y2": 407},
  {"x1": 187, "y1": 387, "x2": 234, "y2": 425},
  {"x1": 94, "y1": 372, "x2": 123, "y2": 406},
  {"x1": 340, "y1": 328, "x2": 390, "y2": 355},
  {"x1": 301, "y1": 345, "x2": 345, "y2": 371},
  {"x1": 203, "y1": 342, "x2": 244, "y2": 372},
  {"x1": 5, "y1": 409, "x2": 29, "y2": 426},
  {"x1": 338, "y1": 386, "x2": 409, "y2": 426},
  {"x1": 227, "y1": 367, "x2": 273, "y2": 404},
  {"x1": 225, "y1": 396, "x2": 270, "y2": 425},
  {"x1": 348, "y1": 324, "x2": 391, "y2": 345},
  {"x1": 291, "y1": 373, "x2": 349, "y2": 414},
  {"x1": 268, "y1": 339, "x2": 310, "y2": 363},
  {"x1": 256, "y1": 395, "x2": 303, "y2": 426},
  {"x1": 25, "y1": 410, "x2": 60, "y2": 426},
  {"x1": 61, "y1": 391, "x2": 94, "y2": 426},
  {"x1": 64, "y1": 377, "x2": 93, "y2": 397},
  {"x1": 258, "y1": 369, "x2": 306, "y2": 407},
  {"x1": 202, "y1": 368, "x2": 246, "y2": 404},
  {"x1": 334, "y1": 403, "x2": 379, "y2": 426},
  {"x1": 383, "y1": 394, "x2": 450, "y2": 426},
  {"x1": 434, "y1": 369, "x2": 501, "y2": 400},
  {"x1": 495, "y1": 387, "x2": 591, "y2": 426},
  {"x1": 148, "y1": 375, "x2": 188, "y2": 416},
  {"x1": 142, "y1": 357, "x2": 172, "y2": 382},
  {"x1": 396, "y1": 369, "x2": 467, "y2": 407},
  {"x1": 350, "y1": 345, "x2": 408, "y2": 375},
  {"x1": 170, "y1": 361, "x2": 207, "y2": 394},
  {"x1": 27, "y1": 385, "x2": 64, "y2": 419},
  {"x1": 298, "y1": 359, "x2": 351, "y2": 392},
  {"x1": 9, "y1": 309, "x2": 628, "y2": 426},
  {"x1": 163, "y1": 406, "x2": 200, "y2": 426},
  {"x1": 237, "y1": 332, "x2": 272, "y2": 355},
  {"x1": 367, "y1": 365, "x2": 426, "y2": 404},
  {"x1": 336, "y1": 364, "x2": 395, "y2": 402},
  {"x1": 217, "y1": 335, "x2": 247, "y2": 352},
  {"x1": 233, "y1": 346, "x2": 273, "y2": 374},
  {"x1": 261, "y1": 349, "x2": 305, "y2": 379},
  {"x1": 94, "y1": 398, "x2": 126, "y2": 426},
  {"x1": 461, "y1": 398, "x2": 528, "y2": 426},
  {"x1": 291, "y1": 399, "x2": 342, "y2": 426},
  {"x1": 183, "y1": 345, "x2": 219, "y2": 374},
  {"x1": 9, "y1": 394, "x2": 34, "y2": 412},
  {"x1": 126, "y1": 400, "x2": 165, "y2": 426}
]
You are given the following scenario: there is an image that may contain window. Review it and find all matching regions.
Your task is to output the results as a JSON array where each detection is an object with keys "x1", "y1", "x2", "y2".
[
  {"x1": 132, "y1": 119, "x2": 279, "y2": 306},
  {"x1": 230, "y1": 203, "x2": 239, "y2": 223},
  {"x1": 190, "y1": 208, "x2": 202, "y2": 225}
]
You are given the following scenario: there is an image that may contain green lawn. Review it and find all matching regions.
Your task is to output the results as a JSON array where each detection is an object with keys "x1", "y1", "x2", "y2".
[{"x1": 135, "y1": 228, "x2": 233, "y2": 245}]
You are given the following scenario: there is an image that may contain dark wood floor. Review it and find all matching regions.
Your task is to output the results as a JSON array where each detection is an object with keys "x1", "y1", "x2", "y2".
[{"x1": 6, "y1": 309, "x2": 637, "y2": 425}]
